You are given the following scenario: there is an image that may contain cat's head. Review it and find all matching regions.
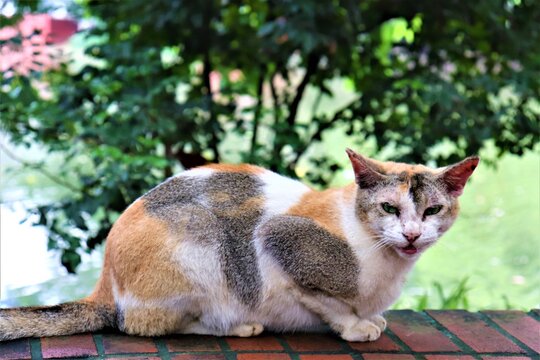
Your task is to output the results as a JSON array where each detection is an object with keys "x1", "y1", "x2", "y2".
[{"x1": 346, "y1": 148, "x2": 479, "y2": 260}]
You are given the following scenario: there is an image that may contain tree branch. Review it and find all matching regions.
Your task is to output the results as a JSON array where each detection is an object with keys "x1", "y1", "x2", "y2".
[
  {"x1": 202, "y1": 6, "x2": 220, "y2": 163},
  {"x1": 285, "y1": 52, "x2": 320, "y2": 126},
  {"x1": 270, "y1": 54, "x2": 320, "y2": 172},
  {"x1": 249, "y1": 65, "x2": 267, "y2": 161},
  {"x1": 269, "y1": 71, "x2": 281, "y2": 125},
  {"x1": 164, "y1": 141, "x2": 173, "y2": 177},
  {"x1": 290, "y1": 96, "x2": 361, "y2": 167}
]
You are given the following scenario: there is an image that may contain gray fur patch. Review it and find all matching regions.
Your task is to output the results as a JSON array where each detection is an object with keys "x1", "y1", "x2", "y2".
[
  {"x1": 115, "y1": 303, "x2": 125, "y2": 330},
  {"x1": 142, "y1": 172, "x2": 264, "y2": 308},
  {"x1": 258, "y1": 215, "x2": 359, "y2": 298},
  {"x1": 409, "y1": 173, "x2": 428, "y2": 206},
  {"x1": 409, "y1": 172, "x2": 442, "y2": 211},
  {"x1": 143, "y1": 176, "x2": 202, "y2": 222},
  {"x1": 209, "y1": 173, "x2": 264, "y2": 308}
]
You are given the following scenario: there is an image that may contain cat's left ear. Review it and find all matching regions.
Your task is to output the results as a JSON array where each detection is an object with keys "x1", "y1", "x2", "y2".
[
  {"x1": 438, "y1": 156, "x2": 480, "y2": 197},
  {"x1": 346, "y1": 148, "x2": 386, "y2": 188}
]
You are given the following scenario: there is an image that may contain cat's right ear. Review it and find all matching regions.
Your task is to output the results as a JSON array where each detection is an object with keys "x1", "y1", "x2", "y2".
[
  {"x1": 438, "y1": 156, "x2": 480, "y2": 197},
  {"x1": 346, "y1": 149, "x2": 386, "y2": 189}
]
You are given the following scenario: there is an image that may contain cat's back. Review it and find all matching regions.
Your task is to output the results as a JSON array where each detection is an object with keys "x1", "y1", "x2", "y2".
[{"x1": 141, "y1": 163, "x2": 311, "y2": 220}]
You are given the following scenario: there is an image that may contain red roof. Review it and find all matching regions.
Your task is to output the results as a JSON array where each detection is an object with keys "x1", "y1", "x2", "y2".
[{"x1": 0, "y1": 13, "x2": 77, "y2": 76}]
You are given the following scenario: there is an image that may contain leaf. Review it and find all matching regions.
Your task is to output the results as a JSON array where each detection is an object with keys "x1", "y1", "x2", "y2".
[{"x1": 61, "y1": 250, "x2": 81, "y2": 274}]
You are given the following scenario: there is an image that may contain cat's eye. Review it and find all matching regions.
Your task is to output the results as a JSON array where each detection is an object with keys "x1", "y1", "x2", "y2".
[
  {"x1": 424, "y1": 205, "x2": 443, "y2": 216},
  {"x1": 381, "y1": 202, "x2": 399, "y2": 215}
]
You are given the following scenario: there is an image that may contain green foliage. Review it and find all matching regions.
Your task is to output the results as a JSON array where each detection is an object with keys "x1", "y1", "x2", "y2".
[
  {"x1": 413, "y1": 278, "x2": 471, "y2": 310},
  {"x1": 1, "y1": 0, "x2": 539, "y2": 271}
]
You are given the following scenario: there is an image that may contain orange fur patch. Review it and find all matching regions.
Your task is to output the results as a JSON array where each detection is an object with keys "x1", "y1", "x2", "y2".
[
  {"x1": 105, "y1": 200, "x2": 192, "y2": 301},
  {"x1": 121, "y1": 307, "x2": 186, "y2": 336},
  {"x1": 398, "y1": 181, "x2": 410, "y2": 193},
  {"x1": 373, "y1": 160, "x2": 435, "y2": 176},
  {"x1": 215, "y1": 196, "x2": 265, "y2": 218},
  {"x1": 203, "y1": 163, "x2": 264, "y2": 174},
  {"x1": 287, "y1": 188, "x2": 346, "y2": 240}
]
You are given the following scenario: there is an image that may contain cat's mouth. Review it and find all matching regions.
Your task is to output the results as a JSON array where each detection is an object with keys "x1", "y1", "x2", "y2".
[{"x1": 398, "y1": 244, "x2": 418, "y2": 255}]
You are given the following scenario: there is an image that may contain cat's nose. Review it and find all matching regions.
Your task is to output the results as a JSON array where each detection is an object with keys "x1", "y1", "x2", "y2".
[{"x1": 402, "y1": 232, "x2": 421, "y2": 243}]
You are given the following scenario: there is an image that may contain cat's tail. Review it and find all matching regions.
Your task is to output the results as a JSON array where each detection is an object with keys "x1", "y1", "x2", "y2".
[{"x1": 0, "y1": 300, "x2": 116, "y2": 341}]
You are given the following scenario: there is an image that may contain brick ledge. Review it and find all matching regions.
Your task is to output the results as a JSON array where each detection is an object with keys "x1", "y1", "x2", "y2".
[{"x1": 1, "y1": 310, "x2": 538, "y2": 359}]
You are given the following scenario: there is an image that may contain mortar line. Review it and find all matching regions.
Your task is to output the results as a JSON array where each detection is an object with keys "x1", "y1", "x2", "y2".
[
  {"x1": 93, "y1": 333, "x2": 105, "y2": 358},
  {"x1": 216, "y1": 336, "x2": 237, "y2": 360},
  {"x1": 29, "y1": 338, "x2": 43, "y2": 360},
  {"x1": 421, "y1": 311, "x2": 481, "y2": 359},
  {"x1": 478, "y1": 311, "x2": 537, "y2": 356},
  {"x1": 154, "y1": 337, "x2": 172, "y2": 360}
]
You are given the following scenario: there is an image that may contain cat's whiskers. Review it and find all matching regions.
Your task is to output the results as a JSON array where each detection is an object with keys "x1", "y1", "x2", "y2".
[{"x1": 360, "y1": 238, "x2": 393, "y2": 258}]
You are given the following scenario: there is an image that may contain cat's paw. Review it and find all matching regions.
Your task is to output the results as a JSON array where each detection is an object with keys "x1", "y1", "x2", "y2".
[
  {"x1": 341, "y1": 319, "x2": 381, "y2": 342},
  {"x1": 370, "y1": 314, "x2": 387, "y2": 331},
  {"x1": 230, "y1": 323, "x2": 264, "y2": 337}
]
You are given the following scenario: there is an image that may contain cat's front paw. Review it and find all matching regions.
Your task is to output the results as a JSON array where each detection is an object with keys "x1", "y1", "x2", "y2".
[
  {"x1": 230, "y1": 322, "x2": 264, "y2": 337},
  {"x1": 341, "y1": 319, "x2": 381, "y2": 342},
  {"x1": 370, "y1": 314, "x2": 387, "y2": 331}
]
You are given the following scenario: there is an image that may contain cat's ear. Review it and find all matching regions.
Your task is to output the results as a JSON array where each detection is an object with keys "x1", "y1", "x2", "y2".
[
  {"x1": 346, "y1": 148, "x2": 386, "y2": 189},
  {"x1": 438, "y1": 156, "x2": 480, "y2": 197}
]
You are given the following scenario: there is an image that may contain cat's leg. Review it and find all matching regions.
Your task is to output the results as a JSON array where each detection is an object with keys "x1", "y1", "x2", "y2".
[
  {"x1": 180, "y1": 320, "x2": 264, "y2": 337},
  {"x1": 122, "y1": 307, "x2": 265, "y2": 338},
  {"x1": 294, "y1": 291, "x2": 381, "y2": 342},
  {"x1": 120, "y1": 307, "x2": 186, "y2": 336},
  {"x1": 341, "y1": 319, "x2": 382, "y2": 342}
]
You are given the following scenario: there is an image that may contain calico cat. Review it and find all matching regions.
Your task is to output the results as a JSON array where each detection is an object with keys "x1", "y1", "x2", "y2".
[{"x1": 0, "y1": 149, "x2": 479, "y2": 342}]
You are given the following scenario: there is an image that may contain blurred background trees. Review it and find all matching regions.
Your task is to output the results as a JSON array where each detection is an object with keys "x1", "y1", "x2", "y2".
[{"x1": 1, "y1": 0, "x2": 539, "y2": 272}]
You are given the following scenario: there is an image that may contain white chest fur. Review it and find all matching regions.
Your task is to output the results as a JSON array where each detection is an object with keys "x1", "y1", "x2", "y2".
[{"x1": 338, "y1": 193, "x2": 414, "y2": 317}]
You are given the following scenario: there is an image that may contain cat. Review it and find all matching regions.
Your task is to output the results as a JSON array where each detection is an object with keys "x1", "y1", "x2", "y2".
[{"x1": 0, "y1": 148, "x2": 479, "y2": 342}]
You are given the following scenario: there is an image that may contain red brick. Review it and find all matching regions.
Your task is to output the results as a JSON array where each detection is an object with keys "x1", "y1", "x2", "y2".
[
  {"x1": 483, "y1": 310, "x2": 540, "y2": 353},
  {"x1": 283, "y1": 333, "x2": 342, "y2": 351},
  {"x1": 362, "y1": 355, "x2": 415, "y2": 360},
  {"x1": 108, "y1": 358, "x2": 161, "y2": 360},
  {"x1": 0, "y1": 339, "x2": 31, "y2": 360},
  {"x1": 226, "y1": 335, "x2": 283, "y2": 351},
  {"x1": 427, "y1": 310, "x2": 526, "y2": 353},
  {"x1": 386, "y1": 310, "x2": 459, "y2": 352},
  {"x1": 165, "y1": 335, "x2": 220, "y2": 351},
  {"x1": 41, "y1": 334, "x2": 98, "y2": 358},
  {"x1": 237, "y1": 354, "x2": 291, "y2": 360},
  {"x1": 171, "y1": 355, "x2": 226, "y2": 360},
  {"x1": 299, "y1": 356, "x2": 353, "y2": 360},
  {"x1": 425, "y1": 356, "x2": 475, "y2": 360},
  {"x1": 348, "y1": 332, "x2": 401, "y2": 352},
  {"x1": 102, "y1": 334, "x2": 158, "y2": 354},
  {"x1": 481, "y1": 357, "x2": 533, "y2": 360}
]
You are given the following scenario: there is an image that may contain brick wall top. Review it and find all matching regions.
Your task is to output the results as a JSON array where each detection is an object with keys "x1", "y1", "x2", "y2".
[{"x1": 0, "y1": 310, "x2": 538, "y2": 359}]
